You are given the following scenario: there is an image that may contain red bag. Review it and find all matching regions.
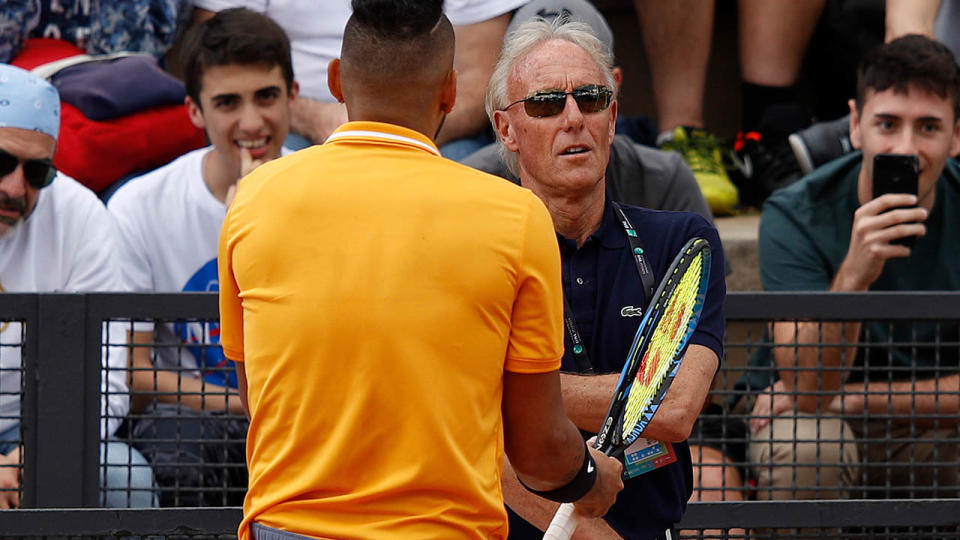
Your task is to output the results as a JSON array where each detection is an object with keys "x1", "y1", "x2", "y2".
[{"x1": 12, "y1": 38, "x2": 206, "y2": 192}]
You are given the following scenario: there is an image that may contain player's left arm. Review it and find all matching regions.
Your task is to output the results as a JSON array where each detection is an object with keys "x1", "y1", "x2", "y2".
[{"x1": 434, "y1": 12, "x2": 510, "y2": 146}]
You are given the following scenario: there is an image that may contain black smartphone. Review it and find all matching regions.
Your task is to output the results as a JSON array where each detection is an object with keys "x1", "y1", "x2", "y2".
[{"x1": 872, "y1": 153, "x2": 919, "y2": 247}]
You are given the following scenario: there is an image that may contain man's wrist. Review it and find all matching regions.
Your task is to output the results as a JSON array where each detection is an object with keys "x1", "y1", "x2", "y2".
[{"x1": 517, "y1": 441, "x2": 598, "y2": 503}]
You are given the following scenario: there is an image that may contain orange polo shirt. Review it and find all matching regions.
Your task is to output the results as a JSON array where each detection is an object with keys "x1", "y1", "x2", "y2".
[{"x1": 219, "y1": 122, "x2": 563, "y2": 539}]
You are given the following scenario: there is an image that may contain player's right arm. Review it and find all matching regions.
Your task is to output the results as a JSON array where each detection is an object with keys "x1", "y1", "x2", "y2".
[
  {"x1": 501, "y1": 454, "x2": 623, "y2": 538},
  {"x1": 502, "y1": 370, "x2": 623, "y2": 518}
]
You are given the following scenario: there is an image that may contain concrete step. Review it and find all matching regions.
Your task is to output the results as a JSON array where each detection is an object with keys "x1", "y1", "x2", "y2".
[{"x1": 716, "y1": 214, "x2": 761, "y2": 291}]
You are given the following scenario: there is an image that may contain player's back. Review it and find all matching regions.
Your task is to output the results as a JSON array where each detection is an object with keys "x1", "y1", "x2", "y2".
[{"x1": 219, "y1": 122, "x2": 563, "y2": 539}]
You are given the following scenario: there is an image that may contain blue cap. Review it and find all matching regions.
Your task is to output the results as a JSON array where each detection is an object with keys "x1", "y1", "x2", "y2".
[{"x1": 0, "y1": 64, "x2": 61, "y2": 142}]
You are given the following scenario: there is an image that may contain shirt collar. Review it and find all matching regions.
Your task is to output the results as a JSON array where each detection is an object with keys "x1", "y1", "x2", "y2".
[{"x1": 324, "y1": 121, "x2": 441, "y2": 156}]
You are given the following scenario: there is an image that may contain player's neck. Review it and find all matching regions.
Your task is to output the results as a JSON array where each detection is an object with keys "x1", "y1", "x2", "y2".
[{"x1": 202, "y1": 149, "x2": 240, "y2": 204}]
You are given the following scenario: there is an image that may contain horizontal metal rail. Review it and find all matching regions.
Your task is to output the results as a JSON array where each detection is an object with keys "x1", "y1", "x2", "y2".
[{"x1": 2, "y1": 499, "x2": 960, "y2": 535}]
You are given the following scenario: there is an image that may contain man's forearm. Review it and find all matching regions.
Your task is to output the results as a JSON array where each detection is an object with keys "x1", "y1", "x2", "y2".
[
  {"x1": 502, "y1": 457, "x2": 623, "y2": 539},
  {"x1": 560, "y1": 372, "x2": 618, "y2": 433},
  {"x1": 290, "y1": 96, "x2": 347, "y2": 144},
  {"x1": 560, "y1": 345, "x2": 717, "y2": 442},
  {"x1": 435, "y1": 14, "x2": 511, "y2": 146},
  {"x1": 836, "y1": 374, "x2": 960, "y2": 422},
  {"x1": 773, "y1": 320, "x2": 860, "y2": 412},
  {"x1": 885, "y1": 0, "x2": 941, "y2": 42},
  {"x1": 133, "y1": 367, "x2": 243, "y2": 413}
]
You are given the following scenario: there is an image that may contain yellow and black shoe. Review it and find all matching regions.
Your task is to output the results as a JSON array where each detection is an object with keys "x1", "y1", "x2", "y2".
[{"x1": 659, "y1": 126, "x2": 739, "y2": 216}]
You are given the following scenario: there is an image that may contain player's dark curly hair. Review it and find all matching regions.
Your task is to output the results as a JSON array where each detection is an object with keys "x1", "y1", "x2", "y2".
[
  {"x1": 341, "y1": 0, "x2": 453, "y2": 94},
  {"x1": 350, "y1": 0, "x2": 444, "y2": 39},
  {"x1": 180, "y1": 8, "x2": 294, "y2": 106},
  {"x1": 856, "y1": 34, "x2": 960, "y2": 119}
]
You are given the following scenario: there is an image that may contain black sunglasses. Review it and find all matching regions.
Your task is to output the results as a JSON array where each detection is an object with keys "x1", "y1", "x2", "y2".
[
  {"x1": 0, "y1": 148, "x2": 57, "y2": 189},
  {"x1": 500, "y1": 84, "x2": 613, "y2": 118}
]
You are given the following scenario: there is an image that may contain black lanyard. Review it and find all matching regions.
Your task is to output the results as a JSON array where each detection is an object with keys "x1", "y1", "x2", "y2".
[{"x1": 564, "y1": 202, "x2": 655, "y2": 374}]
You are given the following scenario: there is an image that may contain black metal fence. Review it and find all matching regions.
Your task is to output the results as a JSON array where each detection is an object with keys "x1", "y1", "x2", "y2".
[{"x1": 1, "y1": 292, "x2": 959, "y2": 538}]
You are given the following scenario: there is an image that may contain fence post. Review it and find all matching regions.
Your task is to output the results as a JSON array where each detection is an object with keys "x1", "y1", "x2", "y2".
[{"x1": 30, "y1": 294, "x2": 98, "y2": 507}]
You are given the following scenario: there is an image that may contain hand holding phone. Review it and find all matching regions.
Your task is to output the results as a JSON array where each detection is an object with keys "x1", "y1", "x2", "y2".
[{"x1": 872, "y1": 153, "x2": 920, "y2": 247}]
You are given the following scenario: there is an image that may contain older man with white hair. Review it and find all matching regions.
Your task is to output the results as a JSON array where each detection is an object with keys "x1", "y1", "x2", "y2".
[
  {"x1": 0, "y1": 63, "x2": 154, "y2": 508},
  {"x1": 487, "y1": 19, "x2": 728, "y2": 539}
]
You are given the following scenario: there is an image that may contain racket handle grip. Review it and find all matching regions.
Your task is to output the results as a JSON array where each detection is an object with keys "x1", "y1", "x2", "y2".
[{"x1": 543, "y1": 502, "x2": 580, "y2": 540}]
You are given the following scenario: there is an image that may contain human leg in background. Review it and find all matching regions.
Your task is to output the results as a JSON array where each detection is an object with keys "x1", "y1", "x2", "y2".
[
  {"x1": 100, "y1": 440, "x2": 157, "y2": 508},
  {"x1": 749, "y1": 413, "x2": 859, "y2": 501},
  {"x1": 732, "y1": 0, "x2": 826, "y2": 206},
  {"x1": 635, "y1": 0, "x2": 739, "y2": 216},
  {"x1": 681, "y1": 405, "x2": 748, "y2": 538}
]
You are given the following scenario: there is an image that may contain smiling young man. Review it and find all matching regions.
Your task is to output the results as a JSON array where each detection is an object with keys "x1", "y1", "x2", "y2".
[
  {"x1": 106, "y1": 7, "x2": 296, "y2": 506},
  {"x1": 488, "y1": 19, "x2": 727, "y2": 540},
  {"x1": 741, "y1": 34, "x2": 960, "y2": 501}
]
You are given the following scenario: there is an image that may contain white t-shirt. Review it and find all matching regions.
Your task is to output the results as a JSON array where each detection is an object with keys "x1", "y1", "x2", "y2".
[
  {"x1": 0, "y1": 174, "x2": 129, "y2": 437},
  {"x1": 108, "y1": 147, "x2": 227, "y2": 383},
  {"x1": 191, "y1": 0, "x2": 528, "y2": 101},
  {"x1": 108, "y1": 146, "x2": 289, "y2": 386}
]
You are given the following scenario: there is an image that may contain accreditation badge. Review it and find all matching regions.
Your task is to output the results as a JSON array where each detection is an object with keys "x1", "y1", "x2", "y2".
[{"x1": 622, "y1": 438, "x2": 678, "y2": 479}]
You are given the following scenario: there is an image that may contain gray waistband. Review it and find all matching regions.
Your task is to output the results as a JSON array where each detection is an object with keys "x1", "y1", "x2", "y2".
[{"x1": 251, "y1": 523, "x2": 317, "y2": 540}]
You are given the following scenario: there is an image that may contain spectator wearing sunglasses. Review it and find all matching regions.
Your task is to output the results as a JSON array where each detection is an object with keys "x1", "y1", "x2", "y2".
[
  {"x1": 487, "y1": 19, "x2": 728, "y2": 539},
  {"x1": 0, "y1": 63, "x2": 155, "y2": 508},
  {"x1": 469, "y1": 3, "x2": 745, "y2": 537},
  {"x1": 463, "y1": 0, "x2": 715, "y2": 229}
]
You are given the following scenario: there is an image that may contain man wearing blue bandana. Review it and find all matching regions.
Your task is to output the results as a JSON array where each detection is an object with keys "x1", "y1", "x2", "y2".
[{"x1": 0, "y1": 63, "x2": 155, "y2": 508}]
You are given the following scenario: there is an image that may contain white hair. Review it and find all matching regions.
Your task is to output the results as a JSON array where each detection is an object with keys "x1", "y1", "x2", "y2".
[{"x1": 485, "y1": 18, "x2": 616, "y2": 176}]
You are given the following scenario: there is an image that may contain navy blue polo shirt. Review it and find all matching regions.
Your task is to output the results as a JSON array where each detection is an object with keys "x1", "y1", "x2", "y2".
[{"x1": 559, "y1": 199, "x2": 726, "y2": 539}]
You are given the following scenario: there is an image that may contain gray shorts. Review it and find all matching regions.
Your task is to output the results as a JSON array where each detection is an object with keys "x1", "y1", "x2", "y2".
[{"x1": 251, "y1": 523, "x2": 317, "y2": 540}]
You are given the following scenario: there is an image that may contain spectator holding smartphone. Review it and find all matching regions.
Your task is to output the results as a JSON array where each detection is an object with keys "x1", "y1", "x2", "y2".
[{"x1": 739, "y1": 34, "x2": 960, "y2": 501}]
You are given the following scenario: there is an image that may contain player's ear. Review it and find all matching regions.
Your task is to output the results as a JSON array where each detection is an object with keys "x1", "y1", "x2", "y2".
[
  {"x1": 848, "y1": 98, "x2": 862, "y2": 150},
  {"x1": 439, "y1": 69, "x2": 457, "y2": 114},
  {"x1": 328, "y1": 58, "x2": 344, "y2": 103},
  {"x1": 186, "y1": 95, "x2": 205, "y2": 130},
  {"x1": 493, "y1": 110, "x2": 520, "y2": 152}
]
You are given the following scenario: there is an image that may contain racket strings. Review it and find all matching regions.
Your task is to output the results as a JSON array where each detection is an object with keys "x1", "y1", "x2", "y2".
[{"x1": 621, "y1": 251, "x2": 705, "y2": 436}]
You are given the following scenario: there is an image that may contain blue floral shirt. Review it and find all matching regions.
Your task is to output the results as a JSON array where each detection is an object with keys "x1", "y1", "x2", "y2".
[{"x1": 1, "y1": 0, "x2": 186, "y2": 63}]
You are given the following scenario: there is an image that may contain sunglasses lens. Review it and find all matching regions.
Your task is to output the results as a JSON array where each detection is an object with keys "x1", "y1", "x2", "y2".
[
  {"x1": 0, "y1": 150, "x2": 18, "y2": 177},
  {"x1": 523, "y1": 93, "x2": 566, "y2": 118},
  {"x1": 0, "y1": 149, "x2": 56, "y2": 189},
  {"x1": 23, "y1": 161, "x2": 56, "y2": 189},
  {"x1": 573, "y1": 86, "x2": 611, "y2": 114}
]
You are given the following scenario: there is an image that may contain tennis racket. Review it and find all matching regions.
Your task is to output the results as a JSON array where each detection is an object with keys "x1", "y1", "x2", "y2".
[{"x1": 543, "y1": 237, "x2": 712, "y2": 540}]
